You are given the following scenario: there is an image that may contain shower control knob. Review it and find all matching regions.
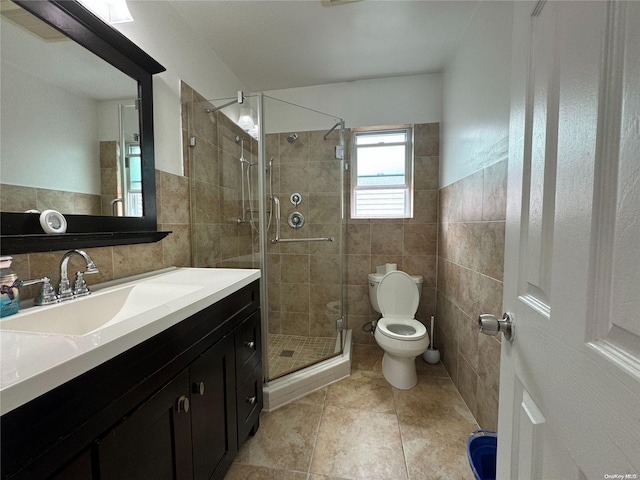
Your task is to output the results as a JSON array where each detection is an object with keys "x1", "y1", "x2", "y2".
[
  {"x1": 478, "y1": 313, "x2": 514, "y2": 342},
  {"x1": 288, "y1": 212, "x2": 305, "y2": 229},
  {"x1": 290, "y1": 193, "x2": 302, "y2": 206}
]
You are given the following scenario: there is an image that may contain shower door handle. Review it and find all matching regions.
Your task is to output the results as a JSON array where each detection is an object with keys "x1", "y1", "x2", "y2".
[{"x1": 272, "y1": 196, "x2": 281, "y2": 243}]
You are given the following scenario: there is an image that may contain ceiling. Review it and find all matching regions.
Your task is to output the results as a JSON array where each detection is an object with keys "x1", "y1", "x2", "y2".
[{"x1": 167, "y1": 0, "x2": 480, "y2": 92}]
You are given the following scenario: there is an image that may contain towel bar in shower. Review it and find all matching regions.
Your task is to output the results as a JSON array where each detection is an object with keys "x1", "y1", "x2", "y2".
[
  {"x1": 272, "y1": 236, "x2": 335, "y2": 244},
  {"x1": 270, "y1": 195, "x2": 335, "y2": 244}
]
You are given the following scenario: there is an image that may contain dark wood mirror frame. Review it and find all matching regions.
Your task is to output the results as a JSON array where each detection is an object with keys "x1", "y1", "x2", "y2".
[{"x1": 1, "y1": 0, "x2": 170, "y2": 255}]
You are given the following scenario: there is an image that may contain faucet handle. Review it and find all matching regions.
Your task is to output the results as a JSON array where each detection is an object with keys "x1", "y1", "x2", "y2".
[
  {"x1": 20, "y1": 277, "x2": 58, "y2": 305},
  {"x1": 73, "y1": 272, "x2": 91, "y2": 297},
  {"x1": 58, "y1": 277, "x2": 74, "y2": 301}
]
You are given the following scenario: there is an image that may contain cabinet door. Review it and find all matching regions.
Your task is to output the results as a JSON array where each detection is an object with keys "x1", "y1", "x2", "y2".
[
  {"x1": 50, "y1": 448, "x2": 94, "y2": 480},
  {"x1": 190, "y1": 334, "x2": 237, "y2": 480},
  {"x1": 98, "y1": 370, "x2": 193, "y2": 480}
]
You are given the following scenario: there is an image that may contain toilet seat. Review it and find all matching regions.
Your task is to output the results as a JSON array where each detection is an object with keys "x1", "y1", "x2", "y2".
[
  {"x1": 377, "y1": 317, "x2": 427, "y2": 341},
  {"x1": 377, "y1": 271, "x2": 420, "y2": 318}
]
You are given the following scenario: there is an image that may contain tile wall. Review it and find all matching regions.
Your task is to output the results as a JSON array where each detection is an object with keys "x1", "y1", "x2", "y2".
[
  {"x1": 347, "y1": 123, "x2": 440, "y2": 345},
  {"x1": 0, "y1": 141, "x2": 126, "y2": 217},
  {"x1": 264, "y1": 129, "x2": 344, "y2": 340},
  {"x1": 181, "y1": 82, "x2": 256, "y2": 269},
  {"x1": 0, "y1": 184, "x2": 102, "y2": 216},
  {"x1": 437, "y1": 155, "x2": 507, "y2": 431},
  {"x1": 99, "y1": 141, "x2": 122, "y2": 216},
  {"x1": 9, "y1": 167, "x2": 191, "y2": 301}
]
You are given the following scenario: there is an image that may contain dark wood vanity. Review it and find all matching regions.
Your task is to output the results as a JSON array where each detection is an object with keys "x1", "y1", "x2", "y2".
[{"x1": 1, "y1": 279, "x2": 262, "y2": 480}]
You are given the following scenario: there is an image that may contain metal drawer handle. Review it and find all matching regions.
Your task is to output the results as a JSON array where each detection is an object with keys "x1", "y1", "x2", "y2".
[
  {"x1": 177, "y1": 395, "x2": 190, "y2": 413},
  {"x1": 193, "y1": 381, "x2": 205, "y2": 396},
  {"x1": 244, "y1": 341, "x2": 255, "y2": 349},
  {"x1": 246, "y1": 396, "x2": 257, "y2": 405}
]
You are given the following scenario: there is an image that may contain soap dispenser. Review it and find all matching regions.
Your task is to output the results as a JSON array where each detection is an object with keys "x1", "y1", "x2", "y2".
[{"x1": 0, "y1": 256, "x2": 20, "y2": 318}]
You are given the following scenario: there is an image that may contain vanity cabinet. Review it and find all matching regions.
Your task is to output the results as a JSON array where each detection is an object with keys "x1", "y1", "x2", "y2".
[{"x1": 1, "y1": 280, "x2": 262, "y2": 480}]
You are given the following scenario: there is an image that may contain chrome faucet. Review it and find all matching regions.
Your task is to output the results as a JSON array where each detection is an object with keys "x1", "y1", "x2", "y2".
[{"x1": 58, "y1": 250, "x2": 99, "y2": 300}]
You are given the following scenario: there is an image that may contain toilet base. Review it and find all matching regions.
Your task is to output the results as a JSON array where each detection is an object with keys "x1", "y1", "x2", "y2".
[{"x1": 381, "y1": 352, "x2": 418, "y2": 390}]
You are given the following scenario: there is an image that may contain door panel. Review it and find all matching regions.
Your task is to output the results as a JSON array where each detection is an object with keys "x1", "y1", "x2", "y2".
[
  {"x1": 98, "y1": 370, "x2": 193, "y2": 480},
  {"x1": 500, "y1": 1, "x2": 640, "y2": 478},
  {"x1": 190, "y1": 334, "x2": 237, "y2": 480}
]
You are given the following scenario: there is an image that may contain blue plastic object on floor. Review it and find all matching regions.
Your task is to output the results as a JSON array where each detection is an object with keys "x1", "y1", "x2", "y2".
[{"x1": 467, "y1": 429, "x2": 497, "y2": 480}]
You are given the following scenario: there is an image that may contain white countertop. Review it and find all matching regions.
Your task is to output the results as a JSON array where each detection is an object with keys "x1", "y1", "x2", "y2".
[{"x1": 0, "y1": 267, "x2": 260, "y2": 416}]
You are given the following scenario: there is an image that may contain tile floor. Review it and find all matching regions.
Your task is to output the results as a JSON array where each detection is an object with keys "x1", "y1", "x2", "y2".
[
  {"x1": 225, "y1": 344, "x2": 479, "y2": 480},
  {"x1": 268, "y1": 334, "x2": 338, "y2": 379}
]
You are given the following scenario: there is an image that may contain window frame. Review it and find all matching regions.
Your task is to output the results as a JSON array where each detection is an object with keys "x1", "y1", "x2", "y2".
[{"x1": 350, "y1": 127, "x2": 413, "y2": 219}]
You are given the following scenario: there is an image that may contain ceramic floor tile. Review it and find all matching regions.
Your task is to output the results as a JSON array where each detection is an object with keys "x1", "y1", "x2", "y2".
[
  {"x1": 325, "y1": 370, "x2": 395, "y2": 414},
  {"x1": 308, "y1": 474, "x2": 353, "y2": 480},
  {"x1": 393, "y1": 376, "x2": 476, "y2": 424},
  {"x1": 224, "y1": 464, "x2": 308, "y2": 480},
  {"x1": 310, "y1": 406, "x2": 408, "y2": 480},
  {"x1": 232, "y1": 342, "x2": 478, "y2": 480},
  {"x1": 415, "y1": 357, "x2": 450, "y2": 378},
  {"x1": 234, "y1": 402, "x2": 323, "y2": 472},
  {"x1": 294, "y1": 387, "x2": 328, "y2": 407},
  {"x1": 398, "y1": 414, "x2": 477, "y2": 480},
  {"x1": 350, "y1": 344, "x2": 384, "y2": 374}
]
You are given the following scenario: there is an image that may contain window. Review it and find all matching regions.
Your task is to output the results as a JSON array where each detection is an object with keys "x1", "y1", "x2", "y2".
[{"x1": 351, "y1": 128, "x2": 413, "y2": 219}]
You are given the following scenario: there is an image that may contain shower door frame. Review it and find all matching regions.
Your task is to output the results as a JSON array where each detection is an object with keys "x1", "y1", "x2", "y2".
[{"x1": 257, "y1": 93, "x2": 347, "y2": 383}]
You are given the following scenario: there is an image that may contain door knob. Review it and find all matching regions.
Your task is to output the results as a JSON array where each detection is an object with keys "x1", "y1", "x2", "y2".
[{"x1": 478, "y1": 313, "x2": 514, "y2": 342}]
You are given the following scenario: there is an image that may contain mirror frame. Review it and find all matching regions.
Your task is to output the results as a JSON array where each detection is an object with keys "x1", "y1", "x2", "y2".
[{"x1": 1, "y1": 0, "x2": 169, "y2": 254}]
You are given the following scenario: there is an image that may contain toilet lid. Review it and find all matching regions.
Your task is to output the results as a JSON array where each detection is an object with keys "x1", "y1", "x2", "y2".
[{"x1": 377, "y1": 271, "x2": 419, "y2": 318}]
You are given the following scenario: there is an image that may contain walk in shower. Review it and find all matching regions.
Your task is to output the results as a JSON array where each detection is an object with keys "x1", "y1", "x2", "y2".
[{"x1": 185, "y1": 89, "x2": 349, "y2": 398}]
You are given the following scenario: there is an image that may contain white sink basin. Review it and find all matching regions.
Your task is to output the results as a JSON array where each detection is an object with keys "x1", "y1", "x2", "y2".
[{"x1": 0, "y1": 282, "x2": 201, "y2": 336}]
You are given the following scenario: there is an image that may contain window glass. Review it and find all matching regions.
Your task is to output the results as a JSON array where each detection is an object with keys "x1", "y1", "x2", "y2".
[{"x1": 351, "y1": 128, "x2": 412, "y2": 219}]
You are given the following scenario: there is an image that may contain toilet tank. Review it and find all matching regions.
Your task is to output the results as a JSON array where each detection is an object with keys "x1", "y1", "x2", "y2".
[{"x1": 367, "y1": 272, "x2": 423, "y2": 314}]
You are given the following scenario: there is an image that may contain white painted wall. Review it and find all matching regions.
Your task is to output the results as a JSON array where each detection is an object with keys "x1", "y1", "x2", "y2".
[
  {"x1": 265, "y1": 74, "x2": 442, "y2": 133},
  {"x1": 0, "y1": 61, "x2": 101, "y2": 195},
  {"x1": 114, "y1": 1, "x2": 248, "y2": 176},
  {"x1": 440, "y1": 1, "x2": 513, "y2": 187}
]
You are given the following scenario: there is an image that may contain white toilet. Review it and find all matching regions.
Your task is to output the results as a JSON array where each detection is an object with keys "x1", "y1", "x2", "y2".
[{"x1": 368, "y1": 270, "x2": 429, "y2": 390}]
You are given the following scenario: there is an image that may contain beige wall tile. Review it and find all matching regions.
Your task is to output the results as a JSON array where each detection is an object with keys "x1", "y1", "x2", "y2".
[
  {"x1": 437, "y1": 156, "x2": 506, "y2": 429},
  {"x1": 160, "y1": 223, "x2": 191, "y2": 267},
  {"x1": 407, "y1": 189, "x2": 438, "y2": 224},
  {"x1": 281, "y1": 254, "x2": 310, "y2": 284},
  {"x1": 414, "y1": 156, "x2": 439, "y2": 190},
  {"x1": 403, "y1": 223, "x2": 437, "y2": 256},
  {"x1": 113, "y1": 242, "x2": 165, "y2": 278},
  {"x1": 483, "y1": 159, "x2": 508, "y2": 221},
  {"x1": 456, "y1": 355, "x2": 478, "y2": 418},
  {"x1": 413, "y1": 123, "x2": 439, "y2": 157},
  {"x1": 160, "y1": 171, "x2": 190, "y2": 224}
]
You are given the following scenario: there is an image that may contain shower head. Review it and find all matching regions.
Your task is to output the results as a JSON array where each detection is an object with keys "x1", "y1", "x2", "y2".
[{"x1": 287, "y1": 133, "x2": 298, "y2": 144}]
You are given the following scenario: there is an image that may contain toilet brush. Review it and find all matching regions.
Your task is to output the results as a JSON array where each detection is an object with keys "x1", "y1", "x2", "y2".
[{"x1": 423, "y1": 315, "x2": 441, "y2": 364}]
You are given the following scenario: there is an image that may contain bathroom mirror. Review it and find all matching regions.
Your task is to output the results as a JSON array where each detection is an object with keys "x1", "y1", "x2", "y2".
[{"x1": 0, "y1": 0, "x2": 168, "y2": 254}]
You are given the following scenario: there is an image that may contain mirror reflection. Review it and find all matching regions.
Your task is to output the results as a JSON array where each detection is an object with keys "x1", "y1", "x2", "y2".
[{"x1": 0, "y1": 1, "x2": 143, "y2": 217}]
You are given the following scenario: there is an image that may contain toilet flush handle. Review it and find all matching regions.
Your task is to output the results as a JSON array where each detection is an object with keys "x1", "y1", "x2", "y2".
[{"x1": 478, "y1": 313, "x2": 515, "y2": 342}]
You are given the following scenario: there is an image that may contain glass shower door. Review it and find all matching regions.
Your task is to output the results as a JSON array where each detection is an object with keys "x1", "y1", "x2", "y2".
[{"x1": 260, "y1": 94, "x2": 346, "y2": 380}]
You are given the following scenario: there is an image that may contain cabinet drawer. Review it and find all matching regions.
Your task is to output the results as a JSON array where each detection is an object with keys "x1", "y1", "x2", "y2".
[
  {"x1": 236, "y1": 363, "x2": 262, "y2": 447},
  {"x1": 235, "y1": 311, "x2": 261, "y2": 384}
]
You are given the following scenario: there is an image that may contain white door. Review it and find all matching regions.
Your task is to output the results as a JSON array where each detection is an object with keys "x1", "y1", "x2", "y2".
[{"x1": 498, "y1": 1, "x2": 640, "y2": 478}]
